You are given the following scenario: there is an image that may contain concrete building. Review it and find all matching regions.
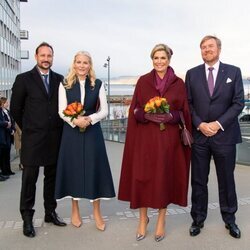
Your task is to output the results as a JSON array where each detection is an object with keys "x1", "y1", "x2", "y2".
[{"x1": 0, "y1": 0, "x2": 28, "y2": 99}]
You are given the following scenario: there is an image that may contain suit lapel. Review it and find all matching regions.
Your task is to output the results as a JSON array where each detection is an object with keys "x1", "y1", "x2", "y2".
[
  {"x1": 213, "y1": 63, "x2": 227, "y2": 97},
  {"x1": 199, "y1": 64, "x2": 210, "y2": 97},
  {"x1": 31, "y1": 67, "x2": 49, "y2": 97},
  {"x1": 49, "y1": 70, "x2": 58, "y2": 98}
]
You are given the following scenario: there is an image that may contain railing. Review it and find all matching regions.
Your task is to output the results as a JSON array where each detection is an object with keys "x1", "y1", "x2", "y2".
[
  {"x1": 101, "y1": 118, "x2": 128, "y2": 143},
  {"x1": 101, "y1": 119, "x2": 250, "y2": 166},
  {"x1": 237, "y1": 122, "x2": 250, "y2": 166}
]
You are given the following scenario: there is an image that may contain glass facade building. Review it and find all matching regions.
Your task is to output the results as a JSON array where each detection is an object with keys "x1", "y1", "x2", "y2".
[{"x1": 0, "y1": 0, "x2": 27, "y2": 98}]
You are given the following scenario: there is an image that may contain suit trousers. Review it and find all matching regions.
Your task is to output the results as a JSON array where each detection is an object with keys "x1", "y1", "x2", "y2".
[
  {"x1": 0, "y1": 146, "x2": 11, "y2": 175},
  {"x1": 190, "y1": 140, "x2": 238, "y2": 224},
  {"x1": 20, "y1": 164, "x2": 57, "y2": 221}
]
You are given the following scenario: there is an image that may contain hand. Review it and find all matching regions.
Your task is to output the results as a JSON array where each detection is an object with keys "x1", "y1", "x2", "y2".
[
  {"x1": 144, "y1": 113, "x2": 173, "y2": 124},
  {"x1": 198, "y1": 122, "x2": 218, "y2": 137},
  {"x1": 208, "y1": 121, "x2": 220, "y2": 134},
  {"x1": 73, "y1": 116, "x2": 90, "y2": 129}
]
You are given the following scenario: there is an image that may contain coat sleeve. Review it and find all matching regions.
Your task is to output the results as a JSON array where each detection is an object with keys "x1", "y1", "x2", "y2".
[
  {"x1": 0, "y1": 111, "x2": 8, "y2": 128},
  {"x1": 10, "y1": 74, "x2": 27, "y2": 130},
  {"x1": 89, "y1": 82, "x2": 108, "y2": 125},
  {"x1": 185, "y1": 70, "x2": 204, "y2": 129}
]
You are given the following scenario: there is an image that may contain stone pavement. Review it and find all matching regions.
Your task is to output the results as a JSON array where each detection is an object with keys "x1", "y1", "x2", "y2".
[{"x1": 0, "y1": 141, "x2": 250, "y2": 250}]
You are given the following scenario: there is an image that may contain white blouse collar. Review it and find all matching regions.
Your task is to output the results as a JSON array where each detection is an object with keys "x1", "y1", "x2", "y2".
[{"x1": 79, "y1": 79, "x2": 85, "y2": 86}]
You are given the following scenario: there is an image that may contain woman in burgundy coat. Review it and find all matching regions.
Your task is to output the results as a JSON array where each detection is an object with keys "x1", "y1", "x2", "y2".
[{"x1": 118, "y1": 44, "x2": 191, "y2": 242}]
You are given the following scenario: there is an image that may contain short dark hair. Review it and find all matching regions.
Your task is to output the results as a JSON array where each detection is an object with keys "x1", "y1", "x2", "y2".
[{"x1": 35, "y1": 42, "x2": 54, "y2": 55}]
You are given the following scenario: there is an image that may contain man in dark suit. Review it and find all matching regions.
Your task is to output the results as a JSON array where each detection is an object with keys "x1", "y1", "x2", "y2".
[
  {"x1": 185, "y1": 35, "x2": 244, "y2": 239},
  {"x1": 10, "y1": 42, "x2": 66, "y2": 238},
  {"x1": 0, "y1": 98, "x2": 11, "y2": 181},
  {"x1": 0, "y1": 97, "x2": 16, "y2": 176}
]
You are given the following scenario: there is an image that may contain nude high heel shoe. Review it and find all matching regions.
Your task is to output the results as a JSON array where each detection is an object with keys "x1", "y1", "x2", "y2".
[
  {"x1": 96, "y1": 222, "x2": 106, "y2": 231},
  {"x1": 154, "y1": 221, "x2": 165, "y2": 242},
  {"x1": 136, "y1": 217, "x2": 149, "y2": 241},
  {"x1": 71, "y1": 218, "x2": 82, "y2": 228}
]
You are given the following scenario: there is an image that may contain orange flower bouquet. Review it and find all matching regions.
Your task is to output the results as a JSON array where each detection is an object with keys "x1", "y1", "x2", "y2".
[
  {"x1": 144, "y1": 96, "x2": 170, "y2": 130},
  {"x1": 63, "y1": 101, "x2": 86, "y2": 132}
]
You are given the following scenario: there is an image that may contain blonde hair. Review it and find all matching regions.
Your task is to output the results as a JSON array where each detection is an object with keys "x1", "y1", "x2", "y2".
[
  {"x1": 150, "y1": 43, "x2": 173, "y2": 60},
  {"x1": 200, "y1": 35, "x2": 221, "y2": 49},
  {"x1": 64, "y1": 51, "x2": 96, "y2": 89}
]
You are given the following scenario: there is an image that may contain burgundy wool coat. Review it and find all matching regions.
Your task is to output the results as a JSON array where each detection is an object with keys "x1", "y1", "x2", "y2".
[{"x1": 118, "y1": 70, "x2": 191, "y2": 209}]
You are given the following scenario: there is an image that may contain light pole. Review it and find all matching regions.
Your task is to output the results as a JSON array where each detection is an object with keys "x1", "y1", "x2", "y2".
[{"x1": 103, "y1": 56, "x2": 110, "y2": 120}]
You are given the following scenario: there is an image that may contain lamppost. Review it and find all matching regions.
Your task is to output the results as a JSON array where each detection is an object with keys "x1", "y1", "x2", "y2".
[{"x1": 103, "y1": 56, "x2": 110, "y2": 120}]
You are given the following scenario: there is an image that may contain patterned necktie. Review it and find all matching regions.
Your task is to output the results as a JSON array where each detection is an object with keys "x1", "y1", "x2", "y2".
[
  {"x1": 42, "y1": 74, "x2": 49, "y2": 93},
  {"x1": 207, "y1": 67, "x2": 214, "y2": 96}
]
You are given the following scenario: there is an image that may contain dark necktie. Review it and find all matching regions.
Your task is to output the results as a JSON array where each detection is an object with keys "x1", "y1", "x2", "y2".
[
  {"x1": 42, "y1": 74, "x2": 49, "y2": 93},
  {"x1": 207, "y1": 67, "x2": 214, "y2": 96}
]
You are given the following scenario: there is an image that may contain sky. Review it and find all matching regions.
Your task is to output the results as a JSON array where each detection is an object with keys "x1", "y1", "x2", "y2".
[{"x1": 20, "y1": 0, "x2": 250, "y2": 79}]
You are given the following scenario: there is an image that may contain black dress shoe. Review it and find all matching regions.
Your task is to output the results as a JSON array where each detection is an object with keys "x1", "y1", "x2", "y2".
[
  {"x1": 0, "y1": 175, "x2": 6, "y2": 181},
  {"x1": 225, "y1": 223, "x2": 241, "y2": 238},
  {"x1": 1, "y1": 173, "x2": 10, "y2": 177},
  {"x1": 189, "y1": 222, "x2": 204, "y2": 236},
  {"x1": 0, "y1": 174, "x2": 9, "y2": 180},
  {"x1": 23, "y1": 221, "x2": 36, "y2": 238},
  {"x1": 44, "y1": 211, "x2": 66, "y2": 226}
]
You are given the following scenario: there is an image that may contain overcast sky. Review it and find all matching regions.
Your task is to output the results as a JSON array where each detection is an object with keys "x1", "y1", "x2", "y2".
[{"x1": 20, "y1": 0, "x2": 250, "y2": 79}]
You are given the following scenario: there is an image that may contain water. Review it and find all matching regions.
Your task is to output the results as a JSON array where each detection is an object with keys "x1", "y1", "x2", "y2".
[
  {"x1": 105, "y1": 81, "x2": 250, "y2": 119},
  {"x1": 105, "y1": 83, "x2": 135, "y2": 96},
  {"x1": 107, "y1": 81, "x2": 250, "y2": 97}
]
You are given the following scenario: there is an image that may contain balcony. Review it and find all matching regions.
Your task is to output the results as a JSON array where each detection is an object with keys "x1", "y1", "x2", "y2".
[
  {"x1": 20, "y1": 50, "x2": 29, "y2": 59},
  {"x1": 20, "y1": 30, "x2": 29, "y2": 40}
]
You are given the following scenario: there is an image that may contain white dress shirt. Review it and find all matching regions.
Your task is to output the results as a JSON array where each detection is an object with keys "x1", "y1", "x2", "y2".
[
  {"x1": 205, "y1": 61, "x2": 220, "y2": 86},
  {"x1": 58, "y1": 80, "x2": 108, "y2": 127},
  {"x1": 204, "y1": 61, "x2": 224, "y2": 131}
]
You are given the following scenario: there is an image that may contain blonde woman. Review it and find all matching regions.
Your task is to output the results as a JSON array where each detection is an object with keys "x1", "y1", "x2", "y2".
[
  {"x1": 55, "y1": 51, "x2": 115, "y2": 230},
  {"x1": 118, "y1": 44, "x2": 191, "y2": 242}
]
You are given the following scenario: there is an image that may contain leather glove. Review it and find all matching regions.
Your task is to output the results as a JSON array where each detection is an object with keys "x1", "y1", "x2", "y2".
[
  {"x1": 134, "y1": 107, "x2": 148, "y2": 123},
  {"x1": 168, "y1": 110, "x2": 181, "y2": 124},
  {"x1": 144, "y1": 113, "x2": 173, "y2": 124}
]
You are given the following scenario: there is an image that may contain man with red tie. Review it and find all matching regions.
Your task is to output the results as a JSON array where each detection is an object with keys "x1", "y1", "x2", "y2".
[{"x1": 185, "y1": 35, "x2": 244, "y2": 239}]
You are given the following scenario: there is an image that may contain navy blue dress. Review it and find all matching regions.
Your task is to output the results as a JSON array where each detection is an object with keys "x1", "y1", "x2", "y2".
[{"x1": 55, "y1": 79, "x2": 115, "y2": 200}]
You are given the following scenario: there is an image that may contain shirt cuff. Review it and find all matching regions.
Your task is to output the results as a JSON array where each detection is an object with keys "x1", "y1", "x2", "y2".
[
  {"x1": 89, "y1": 113, "x2": 99, "y2": 125},
  {"x1": 216, "y1": 120, "x2": 224, "y2": 131}
]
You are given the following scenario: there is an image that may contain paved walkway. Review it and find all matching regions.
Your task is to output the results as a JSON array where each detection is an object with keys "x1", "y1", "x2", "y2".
[{"x1": 0, "y1": 141, "x2": 250, "y2": 250}]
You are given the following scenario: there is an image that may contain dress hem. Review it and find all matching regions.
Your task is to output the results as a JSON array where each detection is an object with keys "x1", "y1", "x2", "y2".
[{"x1": 56, "y1": 196, "x2": 115, "y2": 202}]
